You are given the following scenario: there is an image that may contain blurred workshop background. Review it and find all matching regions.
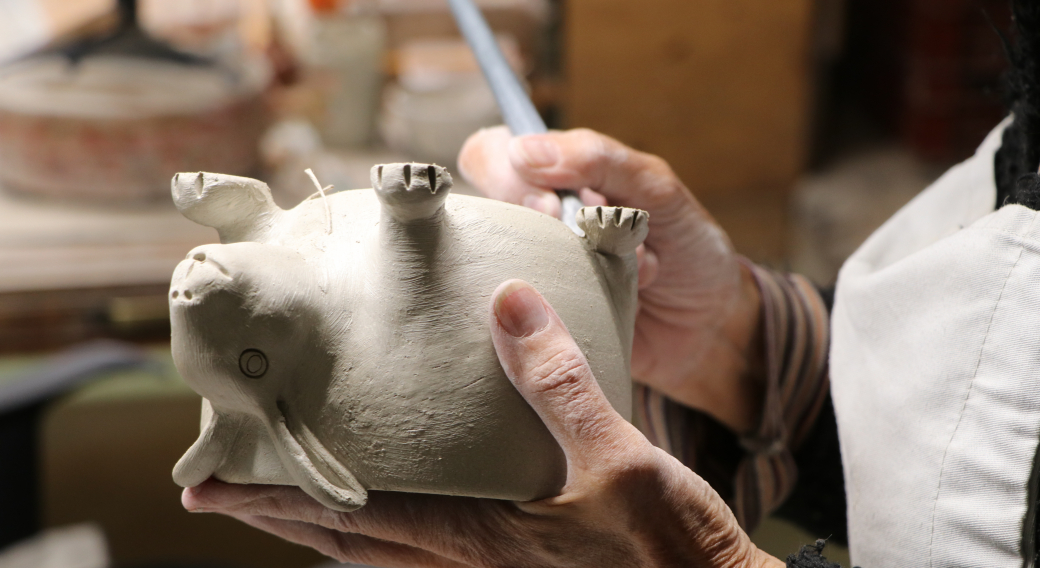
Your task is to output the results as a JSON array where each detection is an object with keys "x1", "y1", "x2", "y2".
[{"x1": 0, "y1": 0, "x2": 1013, "y2": 567}]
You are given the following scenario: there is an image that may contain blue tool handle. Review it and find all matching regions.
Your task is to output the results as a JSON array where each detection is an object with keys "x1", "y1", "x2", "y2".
[{"x1": 447, "y1": 0, "x2": 584, "y2": 234}]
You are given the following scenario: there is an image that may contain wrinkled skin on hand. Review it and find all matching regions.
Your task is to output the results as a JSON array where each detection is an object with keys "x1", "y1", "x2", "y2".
[
  {"x1": 458, "y1": 127, "x2": 765, "y2": 432},
  {"x1": 184, "y1": 281, "x2": 782, "y2": 568}
]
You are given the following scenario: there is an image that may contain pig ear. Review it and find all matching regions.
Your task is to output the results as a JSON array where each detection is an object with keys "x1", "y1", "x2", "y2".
[
  {"x1": 266, "y1": 401, "x2": 368, "y2": 512},
  {"x1": 172, "y1": 172, "x2": 283, "y2": 244},
  {"x1": 173, "y1": 399, "x2": 232, "y2": 487}
]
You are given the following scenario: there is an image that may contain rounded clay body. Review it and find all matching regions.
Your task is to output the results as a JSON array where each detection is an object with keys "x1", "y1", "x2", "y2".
[{"x1": 170, "y1": 164, "x2": 647, "y2": 511}]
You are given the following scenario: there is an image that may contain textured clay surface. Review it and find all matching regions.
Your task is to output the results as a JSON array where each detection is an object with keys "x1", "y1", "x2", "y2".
[{"x1": 170, "y1": 163, "x2": 647, "y2": 511}]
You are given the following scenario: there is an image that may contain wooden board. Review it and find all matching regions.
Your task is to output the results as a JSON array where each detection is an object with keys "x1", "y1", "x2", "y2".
[
  {"x1": 0, "y1": 190, "x2": 217, "y2": 294},
  {"x1": 564, "y1": 0, "x2": 814, "y2": 199},
  {"x1": 563, "y1": 0, "x2": 816, "y2": 261},
  {"x1": 0, "y1": 189, "x2": 215, "y2": 351}
]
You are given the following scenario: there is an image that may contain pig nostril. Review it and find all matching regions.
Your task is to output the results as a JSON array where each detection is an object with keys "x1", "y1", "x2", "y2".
[
  {"x1": 239, "y1": 349, "x2": 268, "y2": 378},
  {"x1": 171, "y1": 290, "x2": 179, "y2": 299},
  {"x1": 184, "y1": 290, "x2": 193, "y2": 300},
  {"x1": 193, "y1": 252, "x2": 206, "y2": 262}
]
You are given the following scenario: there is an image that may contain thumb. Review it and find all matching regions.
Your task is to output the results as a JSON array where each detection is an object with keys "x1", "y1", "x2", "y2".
[{"x1": 489, "y1": 280, "x2": 628, "y2": 462}]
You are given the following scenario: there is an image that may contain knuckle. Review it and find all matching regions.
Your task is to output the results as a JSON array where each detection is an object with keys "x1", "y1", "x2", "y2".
[
  {"x1": 329, "y1": 537, "x2": 377, "y2": 567},
  {"x1": 613, "y1": 448, "x2": 663, "y2": 479},
  {"x1": 248, "y1": 493, "x2": 290, "y2": 517},
  {"x1": 642, "y1": 154, "x2": 674, "y2": 179},
  {"x1": 325, "y1": 508, "x2": 356, "y2": 532},
  {"x1": 597, "y1": 447, "x2": 669, "y2": 494},
  {"x1": 526, "y1": 348, "x2": 593, "y2": 397},
  {"x1": 570, "y1": 129, "x2": 616, "y2": 173},
  {"x1": 637, "y1": 154, "x2": 681, "y2": 191},
  {"x1": 570, "y1": 127, "x2": 604, "y2": 146},
  {"x1": 565, "y1": 129, "x2": 684, "y2": 201},
  {"x1": 329, "y1": 539, "x2": 356, "y2": 564}
]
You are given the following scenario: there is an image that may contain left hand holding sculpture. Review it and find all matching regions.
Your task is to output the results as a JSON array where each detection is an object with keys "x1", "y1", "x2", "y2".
[{"x1": 182, "y1": 280, "x2": 782, "y2": 568}]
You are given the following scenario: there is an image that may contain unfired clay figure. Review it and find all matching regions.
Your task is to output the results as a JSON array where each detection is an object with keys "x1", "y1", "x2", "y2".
[{"x1": 170, "y1": 163, "x2": 648, "y2": 511}]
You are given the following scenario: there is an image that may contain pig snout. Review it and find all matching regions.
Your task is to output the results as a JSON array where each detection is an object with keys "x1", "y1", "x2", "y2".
[{"x1": 170, "y1": 246, "x2": 233, "y2": 305}]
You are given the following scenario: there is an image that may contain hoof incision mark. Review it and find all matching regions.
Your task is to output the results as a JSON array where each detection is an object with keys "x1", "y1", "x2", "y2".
[
  {"x1": 428, "y1": 165, "x2": 438, "y2": 193},
  {"x1": 576, "y1": 205, "x2": 650, "y2": 255},
  {"x1": 370, "y1": 163, "x2": 453, "y2": 221}
]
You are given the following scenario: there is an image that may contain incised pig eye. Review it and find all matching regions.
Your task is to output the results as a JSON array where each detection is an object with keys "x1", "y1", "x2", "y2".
[{"x1": 239, "y1": 349, "x2": 268, "y2": 378}]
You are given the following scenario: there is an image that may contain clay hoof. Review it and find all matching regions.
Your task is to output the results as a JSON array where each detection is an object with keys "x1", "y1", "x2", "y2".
[
  {"x1": 576, "y1": 206, "x2": 649, "y2": 256},
  {"x1": 171, "y1": 172, "x2": 280, "y2": 243},
  {"x1": 371, "y1": 163, "x2": 453, "y2": 222}
]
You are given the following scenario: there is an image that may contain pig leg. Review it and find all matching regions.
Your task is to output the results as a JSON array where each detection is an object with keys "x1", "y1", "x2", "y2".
[
  {"x1": 173, "y1": 399, "x2": 234, "y2": 487},
  {"x1": 172, "y1": 172, "x2": 283, "y2": 244},
  {"x1": 266, "y1": 401, "x2": 368, "y2": 512},
  {"x1": 577, "y1": 206, "x2": 649, "y2": 365},
  {"x1": 371, "y1": 163, "x2": 453, "y2": 224},
  {"x1": 576, "y1": 206, "x2": 649, "y2": 256}
]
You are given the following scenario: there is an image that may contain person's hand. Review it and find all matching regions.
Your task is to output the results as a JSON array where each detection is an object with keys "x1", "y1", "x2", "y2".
[
  {"x1": 458, "y1": 128, "x2": 764, "y2": 432},
  {"x1": 183, "y1": 280, "x2": 781, "y2": 568}
]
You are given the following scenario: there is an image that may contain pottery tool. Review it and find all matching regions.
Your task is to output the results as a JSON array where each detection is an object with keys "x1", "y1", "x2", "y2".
[{"x1": 446, "y1": 0, "x2": 584, "y2": 235}]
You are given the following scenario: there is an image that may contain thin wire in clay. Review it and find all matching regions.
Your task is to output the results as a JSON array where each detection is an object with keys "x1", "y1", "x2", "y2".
[{"x1": 304, "y1": 168, "x2": 334, "y2": 235}]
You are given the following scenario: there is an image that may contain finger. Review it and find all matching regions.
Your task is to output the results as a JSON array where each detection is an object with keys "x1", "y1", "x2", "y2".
[
  {"x1": 457, "y1": 126, "x2": 560, "y2": 216},
  {"x1": 229, "y1": 513, "x2": 469, "y2": 568},
  {"x1": 184, "y1": 480, "x2": 330, "y2": 521},
  {"x1": 578, "y1": 187, "x2": 608, "y2": 207},
  {"x1": 185, "y1": 481, "x2": 510, "y2": 565},
  {"x1": 635, "y1": 244, "x2": 659, "y2": 290},
  {"x1": 506, "y1": 130, "x2": 692, "y2": 218},
  {"x1": 490, "y1": 280, "x2": 633, "y2": 464}
]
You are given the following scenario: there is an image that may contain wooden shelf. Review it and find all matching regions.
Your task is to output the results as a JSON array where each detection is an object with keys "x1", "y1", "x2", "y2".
[{"x1": 0, "y1": 189, "x2": 216, "y2": 351}]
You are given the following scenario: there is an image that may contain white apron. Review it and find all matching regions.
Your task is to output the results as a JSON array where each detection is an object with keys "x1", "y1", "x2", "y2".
[{"x1": 832, "y1": 117, "x2": 1040, "y2": 567}]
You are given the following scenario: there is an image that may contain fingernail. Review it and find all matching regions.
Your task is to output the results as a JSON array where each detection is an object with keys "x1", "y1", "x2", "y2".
[
  {"x1": 495, "y1": 281, "x2": 549, "y2": 337},
  {"x1": 517, "y1": 137, "x2": 559, "y2": 168}
]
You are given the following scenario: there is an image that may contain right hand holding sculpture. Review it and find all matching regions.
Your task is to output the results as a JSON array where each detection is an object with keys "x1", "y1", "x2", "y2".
[
  {"x1": 459, "y1": 128, "x2": 766, "y2": 432},
  {"x1": 181, "y1": 280, "x2": 782, "y2": 568}
]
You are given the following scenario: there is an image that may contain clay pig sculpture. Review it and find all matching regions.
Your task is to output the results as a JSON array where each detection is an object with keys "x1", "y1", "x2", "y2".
[{"x1": 170, "y1": 163, "x2": 648, "y2": 511}]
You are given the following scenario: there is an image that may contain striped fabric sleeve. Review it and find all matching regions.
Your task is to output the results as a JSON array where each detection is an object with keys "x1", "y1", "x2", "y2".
[{"x1": 633, "y1": 259, "x2": 831, "y2": 531}]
